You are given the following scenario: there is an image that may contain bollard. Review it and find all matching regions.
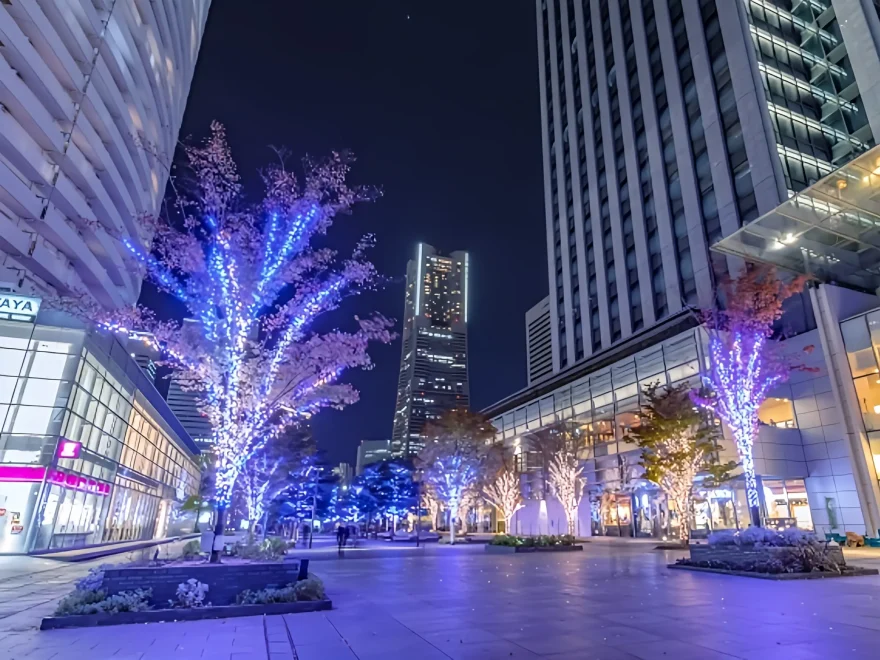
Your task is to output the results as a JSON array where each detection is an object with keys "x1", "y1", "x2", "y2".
[{"x1": 297, "y1": 558, "x2": 310, "y2": 581}]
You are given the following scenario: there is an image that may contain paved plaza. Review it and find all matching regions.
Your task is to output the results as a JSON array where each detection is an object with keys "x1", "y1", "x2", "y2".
[{"x1": 2, "y1": 540, "x2": 880, "y2": 659}]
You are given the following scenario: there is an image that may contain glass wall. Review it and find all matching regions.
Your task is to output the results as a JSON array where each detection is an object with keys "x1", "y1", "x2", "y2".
[
  {"x1": 491, "y1": 329, "x2": 709, "y2": 538},
  {"x1": 841, "y1": 309, "x2": 880, "y2": 497},
  {"x1": 1, "y1": 318, "x2": 200, "y2": 553}
]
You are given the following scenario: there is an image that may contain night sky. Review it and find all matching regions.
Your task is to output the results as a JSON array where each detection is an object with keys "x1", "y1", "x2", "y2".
[{"x1": 167, "y1": 1, "x2": 547, "y2": 465}]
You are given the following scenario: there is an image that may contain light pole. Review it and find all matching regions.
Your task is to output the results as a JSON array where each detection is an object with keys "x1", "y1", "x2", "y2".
[{"x1": 414, "y1": 471, "x2": 421, "y2": 548}]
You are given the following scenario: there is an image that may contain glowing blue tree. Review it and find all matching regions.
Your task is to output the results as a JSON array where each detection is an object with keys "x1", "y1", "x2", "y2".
[
  {"x1": 692, "y1": 266, "x2": 805, "y2": 526},
  {"x1": 88, "y1": 123, "x2": 392, "y2": 559},
  {"x1": 417, "y1": 410, "x2": 495, "y2": 544}
]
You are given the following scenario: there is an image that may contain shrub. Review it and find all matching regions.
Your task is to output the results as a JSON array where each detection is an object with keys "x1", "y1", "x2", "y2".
[
  {"x1": 54, "y1": 589, "x2": 151, "y2": 616},
  {"x1": 170, "y1": 579, "x2": 210, "y2": 608},
  {"x1": 181, "y1": 540, "x2": 202, "y2": 560},
  {"x1": 75, "y1": 565, "x2": 109, "y2": 592},
  {"x1": 707, "y1": 529, "x2": 738, "y2": 547},
  {"x1": 294, "y1": 576, "x2": 326, "y2": 601},
  {"x1": 708, "y1": 527, "x2": 820, "y2": 549},
  {"x1": 491, "y1": 534, "x2": 577, "y2": 547},
  {"x1": 235, "y1": 537, "x2": 287, "y2": 561},
  {"x1": 490, "y1": 535, "x2": 522, "y2": 547},
  {"x1": 236, "y1": 584, "x2": 298, "y2": 605}
]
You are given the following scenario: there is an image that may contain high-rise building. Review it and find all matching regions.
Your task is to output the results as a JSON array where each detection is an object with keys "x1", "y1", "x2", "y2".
[
  {"x1": 356, "y1": 439, "x2": 391, "y2": 475},
  {"x1": 0, "y1": 1, "x2": 211, "y2": 307},
  {"x1": 391, "y1": 243, "x2": 470, "y2": 457},
  {"x1": 167, "y1": 373, "x2": 214, "y2": 447},
  {"x1": 526, "y1": 296, "x2": 554, "y2": 385},
  {"x1": 537, "y1": 0, "x2": 879, "y2": 368},
  {"x1": 0, "y1": 1, "x2": 211, "y2": 554},
  {"x1": 333, "y1": 462, "x2": 354, "y2": 489},
  {"x1": 478, "y1": 1, "x2": 880, "y2": 540}
]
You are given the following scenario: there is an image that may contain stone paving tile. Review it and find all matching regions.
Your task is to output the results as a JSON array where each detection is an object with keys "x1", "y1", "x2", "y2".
[{"x1": 618, "y1": 639, "x2": 742, "y2": 660}]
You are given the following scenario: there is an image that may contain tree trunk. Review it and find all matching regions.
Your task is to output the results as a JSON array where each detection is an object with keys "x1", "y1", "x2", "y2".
[
  {"x1": 193, "y1": 500, "x2": 202, "y2": 533},
  {"x1": 449, "y1": 502, "x2": 459, "y2": 545},
  {"x1": 260, "y1": 511, "x2": 269, "y2": 542},
  {"x1": 210, "y1": 505, "x2": 226, "y2": 564}
]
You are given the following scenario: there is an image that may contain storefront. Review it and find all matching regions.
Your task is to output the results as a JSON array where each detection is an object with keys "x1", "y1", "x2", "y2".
[{"x1": 0, "y1": 301, "x2": 201, "y2": 554}]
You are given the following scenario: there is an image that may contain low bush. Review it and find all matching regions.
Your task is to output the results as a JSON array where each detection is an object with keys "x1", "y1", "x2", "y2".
[
  {"x1": 170, "y1": 579, "x2": 210, "y2": 608},
  {"x1": 294, "y1": 576, "x2": 326, "y2": 601},
  {"x1": 490, "y1": 534, "x2": 523, "y2": 547},
  {"x1": 490, "y1": 534, "x2": 577, "y2": 547},
  {"x1": 707, "y1": 527, "x2": 819, "y2": 549},
  {"x1": 181, "y1": 540, "x2": 202, "y2": 560},
  {"x1": 236, "y1": 584, "x2": 298, "y2": 605},
  {"x1": 55, "y1": 588, "x2": 152, "y2": 616},
  {"x1": 234, "y1": 537, "x2": 288, "y2": 560},
  {"x1": 235, "y1": 574, "x2": 326, "y2": 605},
  {"x1": 75, "y1": 565, "x2": 109, "y2": 592}
]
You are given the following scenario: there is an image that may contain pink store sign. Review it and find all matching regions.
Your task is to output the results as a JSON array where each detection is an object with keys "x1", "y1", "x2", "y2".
[{"x1": 0, "y1": 465, "x2": 111, "y2": 496}]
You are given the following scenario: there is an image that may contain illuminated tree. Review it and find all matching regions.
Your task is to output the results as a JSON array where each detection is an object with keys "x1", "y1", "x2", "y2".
[
  {"x1": 631, "y1": 382, "x2": 734, "y2": 542},
  {"x1": 692, "y1": 265, "x2": 806, "y2": 526},
  {"x1": 417, "y1": 410, "x2": 495, "y2": 544},
  {"x1": 483, "y1": 458, "x2": 523, "y2": 533},
  {"x1": 421, "y1": 483, "x2": 442, "y2": 530},
  {"x1": 547, "y1": 448, "x2": 584, "y2": 536},
  {"x1": 77, "y1": 124, "x2": 392, "y2": 560},
  {"x1": 240, "y1": 451, "x2": 285, "y2": 538}
]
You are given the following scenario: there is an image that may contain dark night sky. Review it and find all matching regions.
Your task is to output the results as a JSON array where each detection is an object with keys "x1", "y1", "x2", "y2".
[{"x1": 169, "y1": 1, "x2": 547, "y2": 465}]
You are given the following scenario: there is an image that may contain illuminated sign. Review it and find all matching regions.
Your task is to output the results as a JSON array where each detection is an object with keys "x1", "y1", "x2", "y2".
[
  {"x1": 0, "y1": 465, "x2": 110, "y2": 495},
  {"x1": 47, "y1": 469, "x2": 111, "y2": 496},
  {"x1": 56, "y1": 439, "x2": 82, "y2": 459},
  {"x1": 0, "y1": 294, "x2": 41, "y2": 321}
]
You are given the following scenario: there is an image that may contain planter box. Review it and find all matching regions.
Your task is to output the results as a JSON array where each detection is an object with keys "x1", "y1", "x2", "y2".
[
  {"x1": 40, "y1": 599, "x2": 331, "y2": 630},
  {"x1": 688, "y1": 543, "x2": 845, "y2": 569},
  {"x1": 485, "y1": 544, "x2": 583, "y2": 554},
  {"x1": 101, "y1": 561, "x2": 307, "y2": 607},
  {"x1": 668, "y1": 564, "x2": 877, "y2": 581}
]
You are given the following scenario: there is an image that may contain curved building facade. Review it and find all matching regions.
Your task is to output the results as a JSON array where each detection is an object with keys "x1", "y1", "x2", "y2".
[{"x1": 0, "y1": 0, "x2": 210, "y2": 308}]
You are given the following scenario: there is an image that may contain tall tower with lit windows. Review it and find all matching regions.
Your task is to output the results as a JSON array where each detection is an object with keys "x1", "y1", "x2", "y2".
[
  {"x1": 539, "y1": 0, "x2": 880, "y2": 370},
  {"x1": 391, "y1": 244, "x2": 470, "y2": 457}
]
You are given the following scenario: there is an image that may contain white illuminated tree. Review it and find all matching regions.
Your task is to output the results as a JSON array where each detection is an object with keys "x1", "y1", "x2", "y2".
[
  {"x1": 76, "y1": 124, "x2": 392, "y2": 560},
  {"x1": 692, "y1": 265, "x2": 806, "y2": 526},
  {"x1": 483, "y1": 460, "x2": 523, "y2": 533},
  {"x1": 547, "y1": 450, "x2": 584, "y2": 536},
  {"x1": 417, "y1": 410, "x2": 495, "y2": 544}
]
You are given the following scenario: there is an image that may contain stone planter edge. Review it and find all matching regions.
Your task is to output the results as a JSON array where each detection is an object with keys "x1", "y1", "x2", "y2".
[
  {"x1": 40, "y1": 599, "x2": 332, "y2": 630},
  {"x1": 667, "y1": 564, "x2": 878, "y2": 580}
]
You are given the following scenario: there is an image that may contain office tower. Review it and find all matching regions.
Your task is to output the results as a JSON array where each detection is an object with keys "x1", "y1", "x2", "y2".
[
  {"x1": 333, "y1": 463, "x2": 354, "y2": 489},
  {"x1": 167, "y1": 373, "x2": 214, "y2": 447},
  {"x1": 0, "y1": 1, "x2": 211, "y2": 554},
  {"x1": 391, "y1": 244, "x2": 470, "y2": 457},
  {"x1": 356, "y1": 439, "x2": 391, "y2": 475},
  {"x1": 526, "y1": 296, "x2": 555, "y2": 384},
  {"x1": 0, "y1": 1, "x2": 211, "y2": 307},
  {"x1": 537, "y1": 0, "x2": 879, "y2": 368}
]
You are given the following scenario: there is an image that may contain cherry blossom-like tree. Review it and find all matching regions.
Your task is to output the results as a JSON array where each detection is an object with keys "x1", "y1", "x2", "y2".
[
  {"x1": 417, "y1": 410, "x2": 495, "y2": 544},
  {"x1": 77, "y1": 123, "x2": 392, "y2": 560},
  {"x1": 692, "y1": 265, "x2": 806, "y2": 526}
]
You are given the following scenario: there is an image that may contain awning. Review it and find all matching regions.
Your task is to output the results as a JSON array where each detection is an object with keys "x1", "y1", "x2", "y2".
[{"x1": 711, "y1": 145, "x2": 880, "y2": 293}]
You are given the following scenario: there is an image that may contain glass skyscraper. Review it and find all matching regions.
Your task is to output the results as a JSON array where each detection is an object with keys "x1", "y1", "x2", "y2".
[{"x1": 391, "y1": 244, "x2": 470, "y2": 457}]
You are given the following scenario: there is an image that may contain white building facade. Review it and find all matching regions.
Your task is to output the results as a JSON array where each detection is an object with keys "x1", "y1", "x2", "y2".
[
  {"x1": 0, "y1": 1, "x2": 211, "y2": 553},
  {"x1": 0, "y1": 0, "x2": 210, "y2": 306}
]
